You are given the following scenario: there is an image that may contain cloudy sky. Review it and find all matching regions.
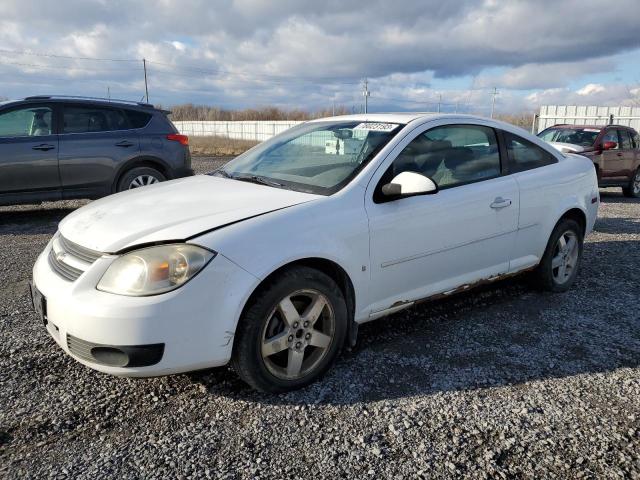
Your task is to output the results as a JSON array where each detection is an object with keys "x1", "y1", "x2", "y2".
[{"x1": 1, "y1": 0, "x2": 639, "y2": 114}]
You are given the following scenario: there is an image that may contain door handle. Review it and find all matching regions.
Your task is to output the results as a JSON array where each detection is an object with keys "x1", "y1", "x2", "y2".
[
  {"x1": 32, "y1": 144, "x2": 55, "y2": 151},
  {"x1": 490, "y1": 197, "x2": 512, "y2": 209},
  {"x1": 616, "y1": 152, "x2": 623, "y2": 157},
  {"x1": 115, "y1": 140, "x2": 134, "y2": 147}
]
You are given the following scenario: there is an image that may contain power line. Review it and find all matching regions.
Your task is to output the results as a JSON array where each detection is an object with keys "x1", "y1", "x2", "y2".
[
  {"x1": 1, "y1": 48, "x2": 342, "y2": 85},
  {"x1": 0, "y1": 51, "x2": 361, "y2": 85},
  {"x1": 144, "y1": 66, "x2": 367, "y2": 96},
  {"x1": 0, "y1": 47, "x2": 501, "y2": 113},
  {"x1": 0, "y1": 48, "x2": 139, "y2": 62},
  {"x1": 149, "y1": 68, "x2": 341, "y2": 87},
  {"x1": 146, "y1": 59, "x2": 361, "y2": 85},
  {"x1": 0, "y1": 60, "x2": 136, "y2": 73},
  {"x1": 0, "y1": 47, "x2": 363, "y2": 99},
  {"x1": 374, "y1": 95, "x2": 450, "y2": 106}
]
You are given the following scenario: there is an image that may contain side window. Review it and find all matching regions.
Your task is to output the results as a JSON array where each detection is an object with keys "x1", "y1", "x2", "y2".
[
  {"x1": 388, "y1": 124, "x2": 501, "y2": 189},
  {"x1": 504, "y1": 132, "x2": 558, "y2": 173},
  {"x1": 0, "y1": 106, "x2": 53, "y2": 137},
  {"x1": 63, "y1": 105, "x2": 128, "y2": 134},
  {"x1": 124, "y1": 110, "x2": 152, "y2": 129},
  {"x1": 633, "y1": 133, "x2": 640, "y2": 150},
  {"x1": 618, "y1": 130, "x2": 633, "y2": 150},
  {"x1": 601, "y1": 129, "x2": 620, "y2": 149}
]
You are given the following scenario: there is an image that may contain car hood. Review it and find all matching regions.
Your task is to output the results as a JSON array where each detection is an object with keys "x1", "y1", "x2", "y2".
[
  {"x1": 59, "y1": 175, "x2": 320, "y2": 253},
  {"x1": 548, "y1": 142, "x2": 587, "y2": 154}
]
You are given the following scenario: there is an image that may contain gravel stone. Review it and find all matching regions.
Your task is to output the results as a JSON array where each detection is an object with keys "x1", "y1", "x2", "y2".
[{"x1": 0, "y1": 157, "x2": 638, "y2": 478}]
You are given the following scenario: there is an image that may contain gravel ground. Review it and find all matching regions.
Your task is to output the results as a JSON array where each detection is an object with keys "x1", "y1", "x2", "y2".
[{"x1": 1, "y1": 157, "x2": 639, "y2": 479}]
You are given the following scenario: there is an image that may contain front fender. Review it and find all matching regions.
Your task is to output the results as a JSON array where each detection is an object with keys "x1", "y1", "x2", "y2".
[{"x1": 192, "y1": 190, "x2": 372, "y2": 321}]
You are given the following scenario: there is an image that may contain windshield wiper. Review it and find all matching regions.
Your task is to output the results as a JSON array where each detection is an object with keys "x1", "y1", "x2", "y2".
[
  {"x1": 211, "y1": 169, "x2": 232, "y2": 178},
  {"x1": 233, "y1": 174, "x2": 285, "y2": 189}
]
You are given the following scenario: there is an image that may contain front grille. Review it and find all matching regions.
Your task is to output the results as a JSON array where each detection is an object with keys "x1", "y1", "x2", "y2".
[
  {"x1": 48, "y1": 234, "x2": 103, "y2": 282},
  {"x1": 58, "y1": 236, "x2": 102, "y2": 263},
  {"x1": 48, "y1": 250, "x2": 84, "y2": 281}
]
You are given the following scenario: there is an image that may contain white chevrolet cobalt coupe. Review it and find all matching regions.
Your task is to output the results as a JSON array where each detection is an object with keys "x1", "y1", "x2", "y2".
[{"x1": 31, "y1": 114, "x2": 599, "y2": 392}]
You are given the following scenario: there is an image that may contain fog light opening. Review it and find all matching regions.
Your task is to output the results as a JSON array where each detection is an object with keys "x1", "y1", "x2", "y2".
[{"x1": 91, "y1": 347, "x2": 130, "y2": 367}]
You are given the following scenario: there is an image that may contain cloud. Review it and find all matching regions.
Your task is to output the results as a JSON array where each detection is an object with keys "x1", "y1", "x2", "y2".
[
  {"x1": 476, "y1": 59, "x2": 615, "y2": 90},
  {"x1": 168, "y1": 41, "x2": 187, "y2": 52},
  {"x1": 576, "y1": 83, "x2": 606, "y2": 96},
  {"x1": 0, "y1": 0, "x2": 639, "y2": 112},
  {"x1": 526, "y1": 83, "x2": 638, "y2": 107}
]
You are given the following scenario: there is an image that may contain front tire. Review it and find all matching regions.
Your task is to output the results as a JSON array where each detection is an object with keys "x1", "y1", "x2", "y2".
[
  {"x1": 231, "y1": 266, "x2": 347, "y2": 393},
  {"x1": 533, "y1": 218, "x2": 584, "y2": 292},
  {"x1": 622, "y1": 168, "x2": 640, "y2": 198}
]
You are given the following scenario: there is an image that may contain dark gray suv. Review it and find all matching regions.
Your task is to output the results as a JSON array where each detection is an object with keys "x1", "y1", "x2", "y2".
[{"x1": 0, "y1": 96, "x2": 193, "y2": 206}]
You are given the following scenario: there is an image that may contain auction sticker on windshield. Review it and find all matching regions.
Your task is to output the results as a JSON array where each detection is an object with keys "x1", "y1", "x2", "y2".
[{"x1": 354, "y1": 122, "x2": 399, "y2": 132}]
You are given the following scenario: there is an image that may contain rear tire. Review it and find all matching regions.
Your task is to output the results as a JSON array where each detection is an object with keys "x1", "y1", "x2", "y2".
[
  {"x1": 533, "y1": 218, "x2": 584, "y2": 292},
  {"x1": 116, "y1": 166, "x2": 166, "y2": 192},
  {"x1": 622, "y1": 168, "x2": 640, "y2": 198},
  {"x1": 231, "y1": 266, "x2": 347, "y2": 393}
]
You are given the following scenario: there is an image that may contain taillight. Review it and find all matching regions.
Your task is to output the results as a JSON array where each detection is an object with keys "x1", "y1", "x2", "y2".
[{"x1": 167, "y1": 133, "x2": 189, "y2": 146}]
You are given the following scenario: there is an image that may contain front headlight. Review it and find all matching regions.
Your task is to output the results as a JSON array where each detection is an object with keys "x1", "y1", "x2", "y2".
[{"x1": 97, "y1": 244, "x2": 215, "y2": 296}]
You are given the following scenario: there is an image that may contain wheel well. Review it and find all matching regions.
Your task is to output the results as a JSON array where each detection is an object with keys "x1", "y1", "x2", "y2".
[
  {"x1": 244, "y1": 258, "x2": 356, "y2": 324},
  {"x1": 113, "y1": 158, "x2": 170, "y2": 192},
  {"x1": 593, "y1": 162, "x2": 601, "y2": 180},
  {"x1": 559, "y1": 208, "x2": 587, "y2": 236}
]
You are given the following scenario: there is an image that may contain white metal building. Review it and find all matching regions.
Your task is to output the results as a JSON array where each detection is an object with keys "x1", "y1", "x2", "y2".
[{"x1": 535, "y1": 105, "x2": 640, "y2": 133}]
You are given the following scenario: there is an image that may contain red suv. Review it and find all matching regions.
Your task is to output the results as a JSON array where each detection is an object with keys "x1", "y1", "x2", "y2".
[{"x1": 538, "y1": 124, "x2": 640, "y2": 197}]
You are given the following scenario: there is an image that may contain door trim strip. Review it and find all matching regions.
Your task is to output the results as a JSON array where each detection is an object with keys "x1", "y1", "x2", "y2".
[{"x1": 380, "y1": 226, "x2": 535, "y2": 269}]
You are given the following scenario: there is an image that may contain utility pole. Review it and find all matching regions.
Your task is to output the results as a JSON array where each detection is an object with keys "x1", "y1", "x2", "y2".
[
  {"x1": 437, "y1": 93, "x2": 442, "y2": 113},
  {"x1": 143, "y1": 58, "x2": 149, "y2": 103},
  {"x1": 362, "y1": 78, "x2": 370, "y2": 114},
  {"x1": 107, "y1": 86, "x2": 110, "y2": 101},
  {"x1": 490, "y1": 87, "x2": 499, "y2": 118}
]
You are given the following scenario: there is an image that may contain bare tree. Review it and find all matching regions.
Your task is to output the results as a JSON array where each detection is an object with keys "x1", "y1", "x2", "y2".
[
  {"x1": 163, "y1": 104, "x2": 350, "y2": 122},
  {"x1": 495, "y1": 112, "x2": 536, "y2": 130}
]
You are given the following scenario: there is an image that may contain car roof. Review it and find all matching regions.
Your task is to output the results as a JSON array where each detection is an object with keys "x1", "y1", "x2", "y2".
[
  {"x1": 1, "y1": 96, "x2": 165, "y2": 113},
  {"x1": 547, "y1": 124, "x2": 636, "y2": 131},
  {"x1": 308, "y1": 112, "x2": 492, "y2": 125}
]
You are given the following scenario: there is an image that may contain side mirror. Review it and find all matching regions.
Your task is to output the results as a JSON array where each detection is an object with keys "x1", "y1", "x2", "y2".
[
  {"x1": 602, "y1": 141, "x2": 617, "y2": 151},
  {"x1": 381, "y1": 171, "x2": 438, "y2": 198}
]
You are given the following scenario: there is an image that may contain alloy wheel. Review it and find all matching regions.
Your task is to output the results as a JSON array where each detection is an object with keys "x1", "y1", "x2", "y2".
[
  {"x1": 633, "y1": 171, "x2": 640, "y2": 195},
  {"x1": 260, "y1": 289, "x2": 335, "y2": 380},
  {"x1": 551, "y1": 230, "x2": 579, "y2": 285},
  {"x1": 129, "y1": 175, "x2": 160, "y2": 189}
]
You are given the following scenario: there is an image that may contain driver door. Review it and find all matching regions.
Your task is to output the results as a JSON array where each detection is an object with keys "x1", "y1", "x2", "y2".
[
  {"x1": 0, "y1": 103, "x2": 60, "y2": 198},
  {"x1": 364, "y1": 121, "x2": 519, "y2": 316}
]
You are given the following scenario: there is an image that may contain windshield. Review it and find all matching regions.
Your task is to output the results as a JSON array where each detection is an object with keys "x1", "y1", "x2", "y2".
[
  {"x1": 214, "y1": 120, "x2": 402, "y2": 195},
  {"x1": 537, "y1": 127, "x2": 600, "y2": 147}
]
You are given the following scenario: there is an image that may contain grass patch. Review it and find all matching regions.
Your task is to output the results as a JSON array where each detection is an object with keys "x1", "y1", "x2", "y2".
[{"x1": 188, "y1": 136, "x2": 258, "y2": 156}]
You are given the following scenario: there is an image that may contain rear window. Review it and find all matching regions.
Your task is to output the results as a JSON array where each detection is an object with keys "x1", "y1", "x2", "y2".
[
  {"x1": 125, "y1": 110, "x2": 153, "y2": 129},
  {"x1": 63, "y1": 105, "x2": 128, "y2": 134},
  {"x1": 505, "y1": 132, "x2": 558, "y2": 173}
]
